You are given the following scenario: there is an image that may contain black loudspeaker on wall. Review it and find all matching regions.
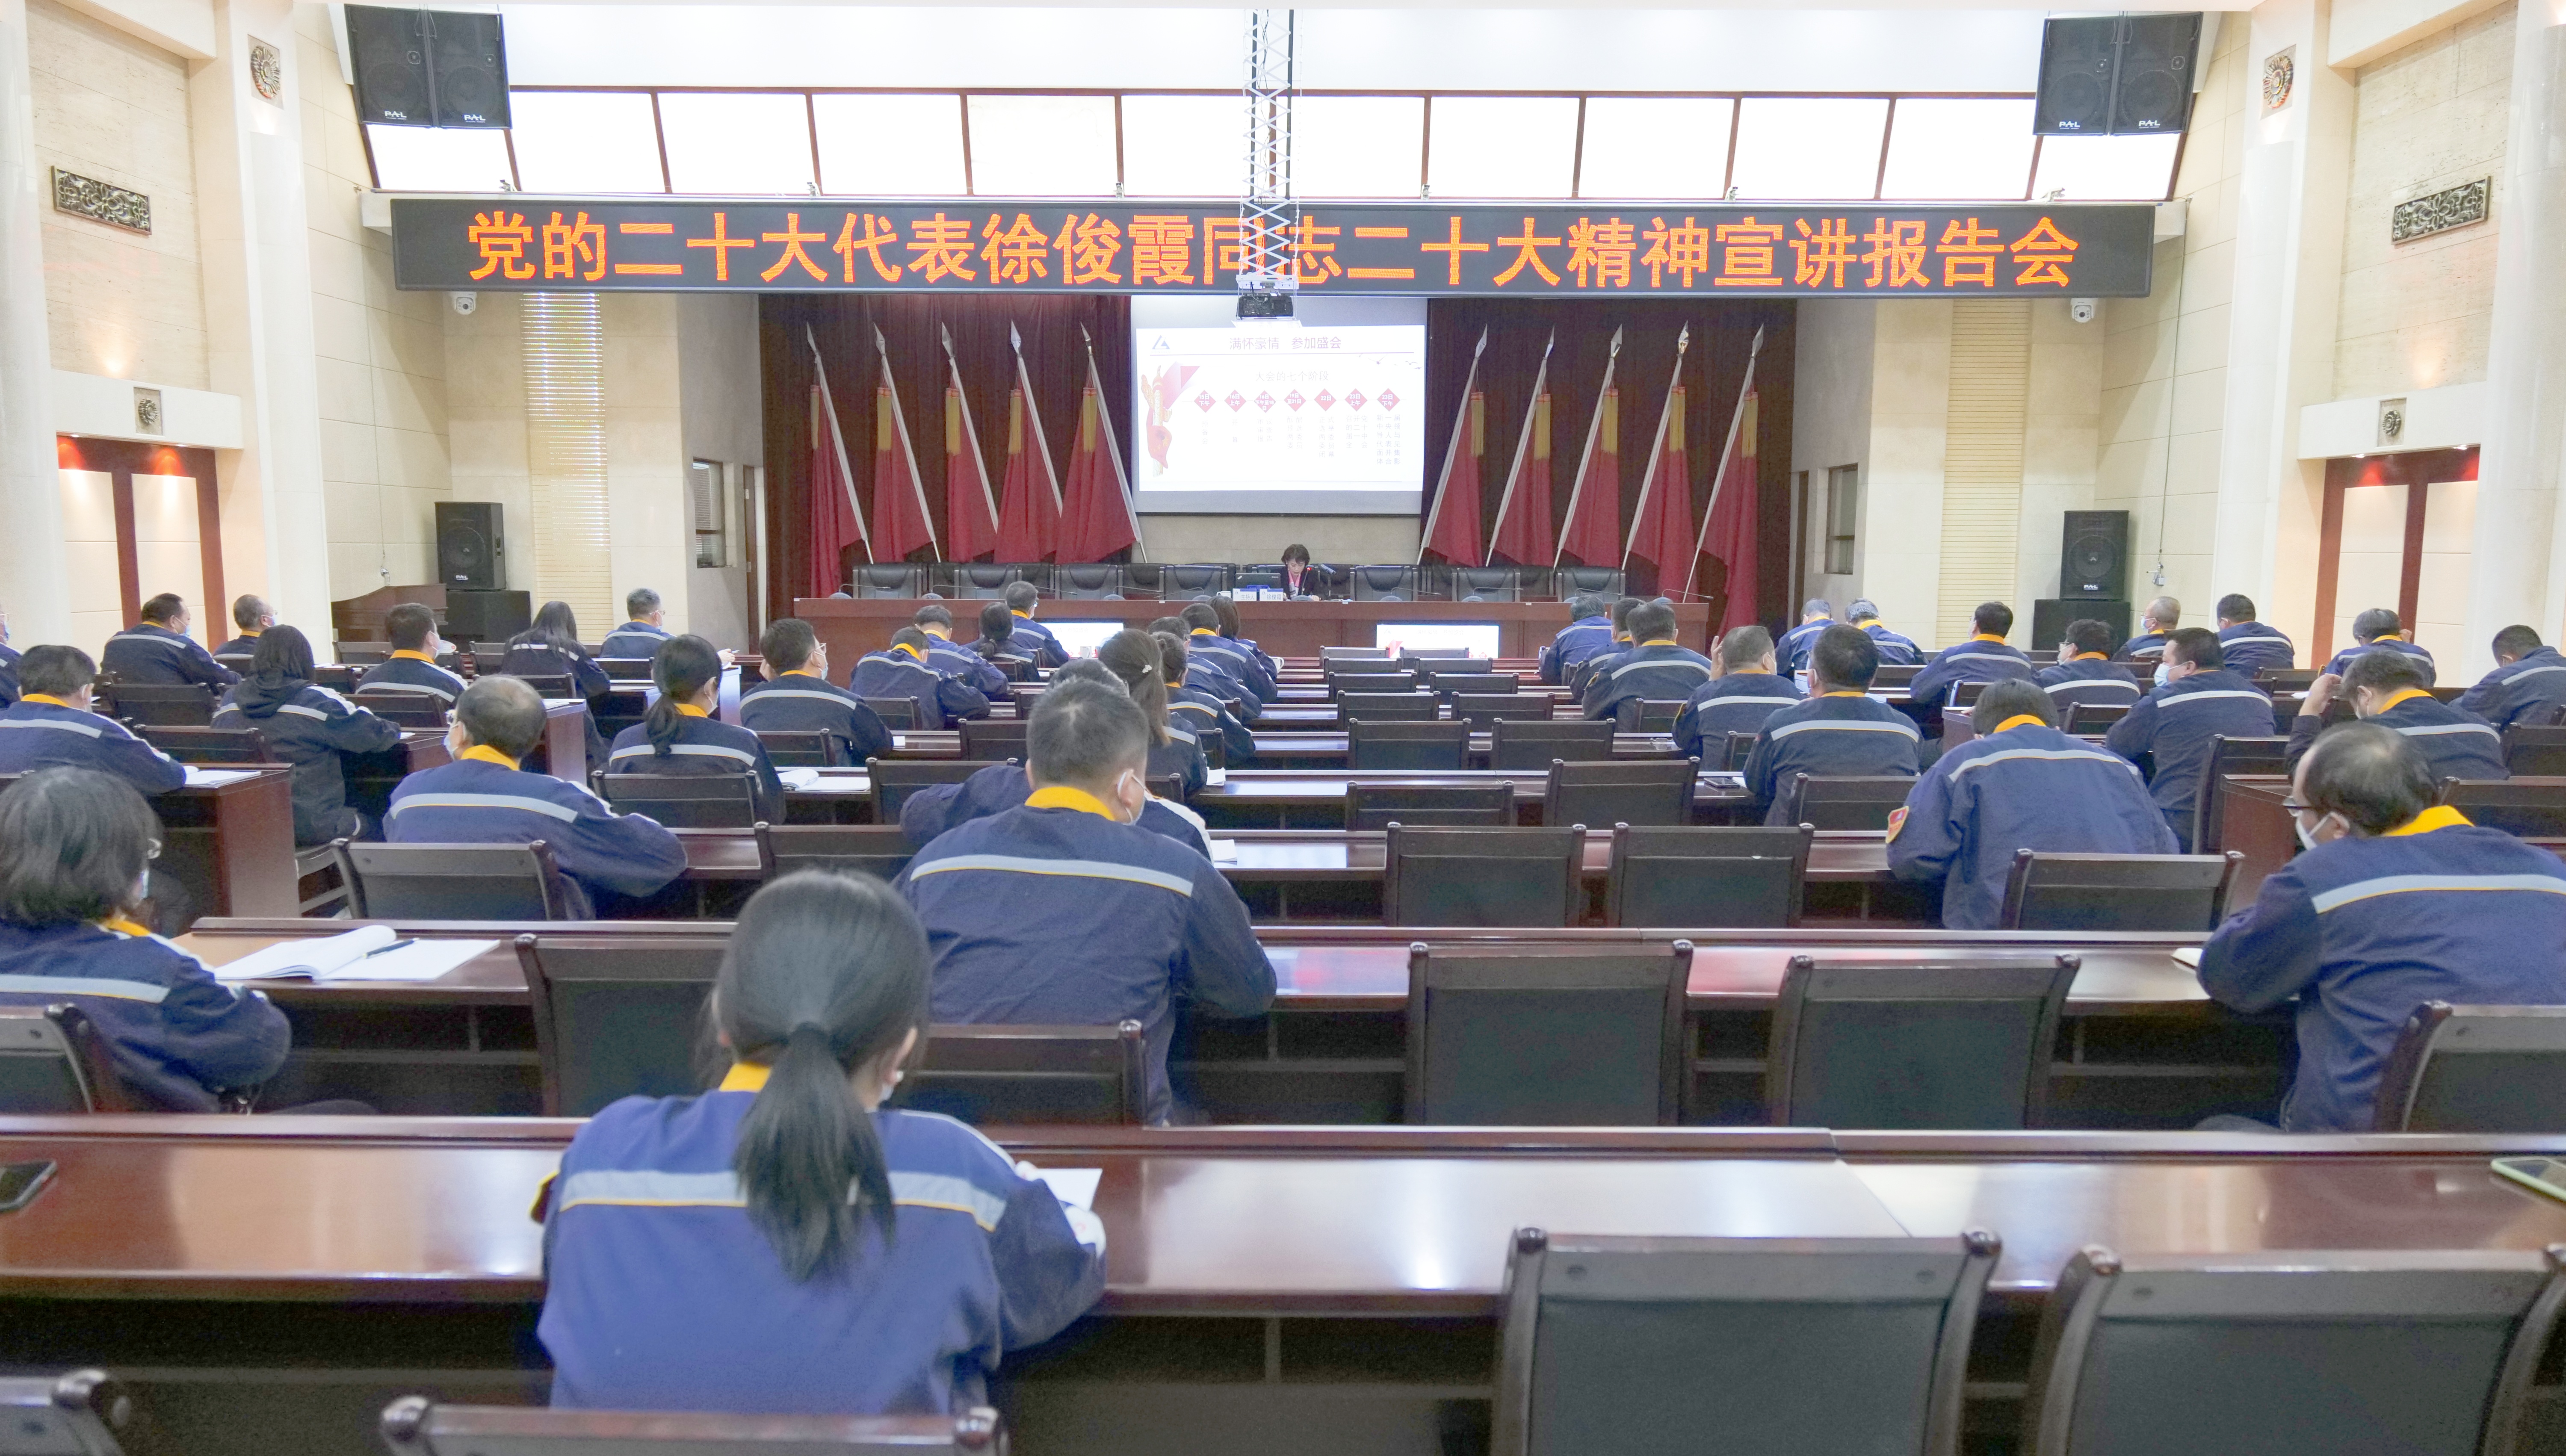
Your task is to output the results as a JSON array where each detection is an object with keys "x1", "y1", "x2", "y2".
[
  {"x1": 2060, "y1": 511, "x2": 2131, "y2": 600},
  {"x1": 346, "y1": 5, "x2": 510, "y2": 128},
  {"x1": 436, "y1": 502, "x2": 506, "y2": 591},
  {"x1": 2034, "y1": 13, "x2": 2202, "y2": 135}
]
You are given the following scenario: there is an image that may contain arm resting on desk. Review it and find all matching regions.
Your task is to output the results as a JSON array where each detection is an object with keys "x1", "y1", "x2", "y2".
[{"x1": 2197, "y1": 864, "x2": 2322, "y2": 1014}]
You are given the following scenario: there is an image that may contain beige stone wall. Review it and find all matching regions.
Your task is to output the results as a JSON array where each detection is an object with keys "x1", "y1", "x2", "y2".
[
  {"x1": 30, "y1": 0, "x2": 205, "y2": 389},
  {"x1": 2332, "y1": 1, "x2": 2513, "y2": 396},
  {"x1": 2097, "y1": 16, "x2": 2249, "y2": 616},
  {"x1": 2016, "y1": 298, "x2": 2104, "y2": 620},
  {"x1": 297, "y1": 4, "x2": 449, "y2": 602}
]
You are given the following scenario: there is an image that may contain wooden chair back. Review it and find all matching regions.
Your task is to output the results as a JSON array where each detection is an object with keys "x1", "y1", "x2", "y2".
[
  {"x1": 1327, "y1": 669, "x2": 1419, "y2": 695},
  {"x1": 1348, "y1": 719, "x2": 1469, "y2": 771},
  {"x1": 2372, "y1": 1002, "x2": 2566, "y2": 1132},
  {"x1": 137, "y1": 726, "x2": 274, "y2": 764},
  {"x1": 1336, "y1": 691, "x2": 1440, "y2": 722},
  {"x1": 1720, "y1": 730, "x2": 1759, "y2": 771},
  {"x1": 895, "y1": 1023, "x2": 1147, "y2": 1126},
  {"x1": 333, "y1": 641, "x2": 392, "y2": 664},
  {"x1": 1490, "y1": 718, "x2": 1614, "y2": 770},
  {"x1": 2064, "y1": 701, "x2": 2132, "y2": 734},
  {"x1": 1348, "y1": 782, "x2": 1514, "y2": 832},
  {"x1": 383, "y1": 1398, "x2": 1005, "y2": 1454},
  {"x1": 349, "y1": 687, "x2": 449, "y2": 728},
  {"x1": 753, "y1": 823, "x2": 915, "y2": 883},
  {"x1": 1605, "y1": 825, "x2": 1810, "y2": 928},
  {"x1": 2191, "y1": 735, "x2": 2290, "y2": 853},
  {"x1": 1615, "y1": 699, "x2": 1688, "y2": 733},
  {"x1": 1426, "y1": 672, "x2": 1519, "y2": 698},
  {"x1": 959, "y1": 718, "x2": 1030, "y2": 761},
  {"x1": 514, "y1": 933, "x2": 726, "y2": 1115},
  {"x1": 1384, "y1": 824, "x2": 1584, "y2": 927},
  {"x1": 1453, "y1": 694, "x2": 1560, "y2": 727},
  {"x1": 869, "y1": 759, "x2": 1012, "y2": 820},
  {"x1": 1998, "y1": 851, "x2": 2241, "y2": 932},
  {"x1": 858, "y1": 697, "x2": 918, "y2": 730},
  {"x1": 1776, "y1": 774, "x2": 1914, "y2": 832},
  {"x1": 2502, "y1": 724, "x2": 2566, "y2": 777},
  {"x1": 602, "y1": 773, "x2": 759, "y2": 829},
  {"x1": 1544, "y1": 758, "x2": 1697, "y2": 829},
  {"x1": 0, "y1": 1006, "x2": 131, "y2": 1113},
  {"x1": 752, "y1": 730, "x2": 835, "y2": 768},
  {"x1": 2440, "y1": 776, "x2": 2566, "y2": 837},
  {"x1": 101, "y1": 683, "x2": 215, "y2": 727},
  {"x1": 1765, "y1": 954, "x2": 2081, "y2": 1129},
  {"x1": 1406, "y1": 943, "x2": 1691, "y2": 1124},
  {"x1": 336, "y1": 839, "x2": 569, "y2": 921}
]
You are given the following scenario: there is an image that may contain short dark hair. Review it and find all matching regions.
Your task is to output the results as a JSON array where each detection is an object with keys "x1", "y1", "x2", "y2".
[
  {"x1": 2352, "y1": 607, "x2": 2402, "y2": 642},
  {"x1": 2215, "y1": 594, "x2": 2257, "y2": 623},
  {"x1": 1611, "y1": 597, "x2": 1644, "y2": 634},
  {"x1": 1971, "y1": 679, "x2": 2055, "y2": 734},
  {"x1": 139, "y1": 594, "x2": 184, "y2": 625},
  {"x1": 1810, "y1": 623, "x2": 1881, "y2": 691},
  {"x1": 889, "y1": 626, "x2": 931, "y2": 653},
  {"x1": 1718, "y1": 625, "x2": 1774, "y2": 672},
  {"x1": 1027, "y1": 678, "x2": 1148, "y2": 790},
  {"x1": 2165, "y1": 627, "x2": 2224, "y2": 670},
  {"x1": 0, "y1": 768, "x2": 159, "y2": 927},
  {"x1": 625, "y1": 587, "x2": 661, "y2": 619},
  {"x1": 977, "y1": 601, "x2": 1013, "y2": 644},
  {"x1": 456, "y1": 676, "x2": 547, "y2": 759},
  {"x1": 2343, "y1": 645, "x2": 2429, "y2": 697},
  {"x1": 1567, "y1": 594, "x2": 1607, "y2": 621},
  {"x1": 1802, "y1": 599, "x2": 1833, "y2": 619},
  {"x1": 18, "y1": 645, "x2": 95, "y2": 699},
  {"x1": 231, "y1": 595, "x2": 270, "y2": 631},
  {"x1": 249, "y1": 624, "x2": 316, "y2": 682},
  {"x1": 1209, "y1": 593, "x2": 1245, "y2": 638},
  {"x1": 1050, "y1": 658, "x2": 1121, "y2": 691},
  {"x1": 1179, "y1": 602, "x2": 1220, "y2": 632},
  {"x1": 2065, "y1": 619, "x2": 2114, "y2": 657},
  {"x1": 760, "y1": 618, "x2": 818, "y2": 672},
  {"x1": 1147, "y1": 615, "x2": 1188, "y2": 637},
  {"x1": 2301, "y1": 721, "x2": 2436, "y2": 836},
  {"x1": 1154, "y1": 630, "x2": 1190, "y2": 681},
  {"x1": 1002, "y1": 581, "x2": 1039, "y2": 612},
  {"x1": 1848, "y1": 599, "x2": 1882, "y2": 623},
  {"x1": 1627, "y1": 600, "x2": 1678, "y2": 642},
  {"x1": 911, "y1": 603, "x2": 953, "y2": 631},
  {"x1": 2494, "y1": 624, "x2": 2543, "y2": 659},
  {"x1": 1971, "y1": 601, "x2": 2013, "y2": 638},
  {"x1": 1282, "y1": 543, "x2": 1310, "y2": 566},
  {"x1": 384, "y1": 603, "x2": 436, "y2": 652}
]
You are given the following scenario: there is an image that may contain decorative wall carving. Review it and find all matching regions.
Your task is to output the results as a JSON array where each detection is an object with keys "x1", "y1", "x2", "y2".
[
  {"x1": 50, "y1": 168, "x2": 149, "y2": 234},
  {"x1": 2391, "y1": 178, "x2": 2491, "y2": 244}
]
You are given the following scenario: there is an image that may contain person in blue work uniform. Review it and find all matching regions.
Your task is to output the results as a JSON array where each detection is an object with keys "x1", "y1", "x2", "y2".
[
  {"x1": 1181, "y1": 601, "x2": 1276, "y2": 704},
  {"x1": 2104, "y1": 627, "x2": 2276, "y2": 850},
  {"x1": 101, "y1": 593, "x2": 236, "y2": 690},
  {"x1": 899, "y1": 679, "x2": 1275, "y2": 1123},
  {"x1": 0, "y1": 604, "x2": 19, "y2": 707},
  {"x1": 537, "y1": 870, "x2": 1105, "y2": 1413},
  {"x1": 2037, "y1": 619, "x2": 2145, "y2": 713},
  {"x1": 911, "y1": 604, "x2": 1007, "y2": 698},
  {"x1": 2457, "y1": 624, "x2": 2566, "y2": 732},
  {"x1": 1569, "y1": 597, "x2": 1648, "y2": 697},
  {"x1": 503, "y1": 600, "x2": 612, "y2": 766},
  {"x1": 598, "y1": 587, "x2": 675, "y2": 662},
  {"x1": 1886, "y1": 679, "x2": 2178, "y2": 929},
  {"x1": 213, "y1": 595, "x2": 273, "y2": 664},
  {"x1": 1673, "y1": 626, "x2": 1801, "y2": 764},
  {"x1": 2213, "y1": 594, "x2": 2296, "y2": 679},
  {"x1": 740, "y1": 617, "x2": 892, "y2": 767},
  {"x1": 2197, "y1": 723, "x2": 2566, "y2": 1132},
  {"x1": 902, "y1": 660, "x2": 1211, "y2": 858},
  {"x1": 1094, "y1": 630, "x2": 1209, "y2": 799},
  {"x1": 1846, "y1": 600, "x2": 1921, "y2": 665},
  {"x1": 999, "y1": 582, "x2": 1067, "y2": 669},
  {"x1": 0, "y1": 768, "x2": 288, "y2": 1110},
  {"x1": 1539, "y1": 595, "x2": 1615, "y2": 686},
  {"x1": 387, "y1": 675, "x2": 686, "y2": 918},
  {"x1": 1209, "y1": 594, "x2": 1278, "y2": 681},
  {"x1": 1742, "y1": 626, "x2": 1922, "y2": 825},
  {"x1": 1153, "y1": 614, "x2": 1260, "y2": 725},
  {"x1": 1908, "y1": 601, "x2": 2038, "y2": 709},
  {"x1": 965, "y1": 602, "x2": 1038, "y2": 684},
  {"x1": 212, "y1": 625, "x2": 402, "y2": 846},
  {"x1": 2287, "y1": 647, "x2": 2507, "y2": 784},
  {"x1": 2118, "y1": 597, "x2": 2181, "y2": 664},
  {"x1": 606, "y1": 635, "x2": 786, "y2": 824},
  {"x1": 1776, "y1": 600, "x2": 1838, "y2": 676},
  {"x1": 0, "y1": 645, "x2": 184, "y2": 794},
  {"x1": 848, "y1": 627, "x2": 990, "y2": 731},
  {"x1": 1159, "y1": 632, "x2": 1255, "y2": 768},
  {"x1": 1582, "y1": 599, "x2": 1715, "y2": 723},
  {"x1": 2321, "y1": 607, "x2": 2436, "y2": 684},
  {"x1": 357, "y1": 603, "x2": 468, "y2": 707}
]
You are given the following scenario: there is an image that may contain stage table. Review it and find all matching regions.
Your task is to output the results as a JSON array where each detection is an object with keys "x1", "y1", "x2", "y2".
[{"x1": 797, "y1": 597, "x2": 1714, "y2": 662}]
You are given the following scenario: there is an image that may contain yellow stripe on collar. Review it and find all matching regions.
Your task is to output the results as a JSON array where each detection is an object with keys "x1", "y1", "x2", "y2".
[
  {"x1": 390, "y1": 649, "x2": 438, "y2": 663},
  {"x1": 2378, "y1": 688, "x2": 2433, "y2": 713},
  {"x1": 1971, "y1": 634, "x2": 2007, "y2": 644},
  {"x1": 782, "y1": 668, "x2": 821, "y2": 679},
  {"x1": 20, "y1": 693, "x2": 73, "y2": 708},
  {"x1": 1639, "y1": 638, "x2": 1679, "y2": 647},
  {"x1": 676, "y1": 703, "x2": 710, "y2": 718},
  {"x1": 893, "y1": 643, "x2": 924, "y2": 660},
  {"x1": 459, "y1": 744, "x2": 521, "y2": 770},
  {"x1": 2383, "y1": 805, "x2": 2473, "y2": 837},
  {"x1": 719, "y1": 1062, "x2": 770, "y2": 1092},
  {"x1": 1190, "y1": 628, "x2": 1217, "y2": 637},
  {"x1": 2073, "y1": 652, "x2": 2108, "y2": 662},
  {"x1": 1993, "y1": 714, "x2": 2046, "y2": 733},
  {"x1": 1026, "y1": 784, "x2": 1117, "y2": 818},
  {"x1": 1011, "y1": 610, "x2": 1034, "y2": 620},
  {"x1": 97, "y1": 916, "x2": 153, "y2": 938}
]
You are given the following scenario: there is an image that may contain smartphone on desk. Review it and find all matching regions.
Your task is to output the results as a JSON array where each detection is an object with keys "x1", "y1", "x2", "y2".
[
  {"x1": 2492, "y1": 1157, "x2": 2566, "y2": 1205},
  {"x1": 0, "y1": 1159, "x2": 57, "y2": 1214}
]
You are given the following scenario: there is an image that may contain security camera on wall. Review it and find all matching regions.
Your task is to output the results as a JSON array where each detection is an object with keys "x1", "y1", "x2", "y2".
[
  {"x1": 2069, "y1": 298, "x2": 2099, "y2": 324},
  {"x1": 450, "y1": 291, "x2": 477, "y2": 316}
]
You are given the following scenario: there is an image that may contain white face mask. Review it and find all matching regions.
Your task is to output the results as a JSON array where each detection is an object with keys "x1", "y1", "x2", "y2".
[
  {"x1": 2152, "y1": 663, "x2": 2172, "y2": 689},
  {"x1": 2293, "y1": 809, "x2": 2345, "y2": 851}
]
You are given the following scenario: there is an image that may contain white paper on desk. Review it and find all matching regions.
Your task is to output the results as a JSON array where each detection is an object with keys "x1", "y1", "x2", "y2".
[
  {"x1": 2171, "y1": 947, "x2": 2203, "y2": 969},
  {"x1": 891, "y1": 734, "x2": 907, "y2": 750},
  {"x1": 327, "y1": 938, "x2": 497, "y2": 982},
  {"x1": 182, "y1": 767, "x2": 256, "y2": 788},
  {"x1": 214, "y1": 924, "x2": 397, "y2": 980},
  {"x1": 1204, "y1": 768, "x2": 1228, "y2": 787},
  {"x1": 1208, "y1": 839, "x2": 1239, "y2": 863},
  {"x1": 794, "y1": 775, "x2": 873, "y2": 795},
  {"x1": 777, "y1": 768, "x2": 822, "y2": 791},
  {"x1": 1023, "y1": 1165, "x2": 1102, "y2": 1210}
]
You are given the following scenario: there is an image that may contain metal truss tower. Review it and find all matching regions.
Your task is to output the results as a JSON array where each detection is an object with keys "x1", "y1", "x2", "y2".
[{"x1": 1239, "y1": 9, "x2": 1298, "y2": 307}]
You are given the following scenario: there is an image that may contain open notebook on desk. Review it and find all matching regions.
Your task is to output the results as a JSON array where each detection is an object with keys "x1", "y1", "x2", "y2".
[
  {"x1": 211, "y1": 924, "x2": 496, "y2": 983},
  {"x1": 181, "y1": 767, "x2": 258, "y2": 788}
]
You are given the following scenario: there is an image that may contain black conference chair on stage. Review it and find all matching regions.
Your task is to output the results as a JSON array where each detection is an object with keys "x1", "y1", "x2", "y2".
[
  {"x1": 1544, "y1": 758, "x2": 1696, "y2": 828},
  {"x1": 383, "y1": 1398, "x2": 1008, "y2": 1456},
  {"x1": 1494, "y1": 1230, "x2": 1998, "y2": 1456},
  {"x1": 753, "y1": 823, "x2": 916, "y2": 883},
  {"x1": 1552, "y1": 566, "x2": 1623, "y2": 598},
  {"x1": 1765, "y1": 954, "x2": 2081, "y2": 1129},
  {"x1": 1151, "y1": 564, "x2": 1233, "y2": 598},
  {"x1": 2371, "y1": 1002, "x2": 2566, "y2": 1132},
  {"x1": 1997, "y1": 850, "x2": 2241, "y2": 933},
  {"x1": 850, "y1": 564, "x2": 928, "y2": 599},
  {"x1": 1776, "y1": 774, "x2": 1915, "y2": 832},
  {"x1": 334, "y1": 839, "x2": 571, "y2": 921},
  {"x1": 1055, "y1": 564, "x2": 1123, "y2": 599},
  {"x1": 1348, "y1": 783, "x2": 1514, "y2": 832},
  {"x1": 1605, "y1": 824, "x2": 1810, "y2": 929},
  {"x1": 1490, "y1": 718, "x2": 1614, "y2": 771},
  {"x1": 1405, "y1": 942, "x2": 1691, "y2": 1124},
  {"x1": 1349, "y1": 719, "x2": 1469, "y2": 771},
  {"x1": 1384, "y1": 824, "x2": 1584, "y2": 927},
  {"x1": 1447, "y1": 566, "x2": 1525, "y2": 602},
  {"x1": 869, "y1": 759, "x2": 1011, "y2": 821},
  {"x1": 2019, "y1": 1247, "x2": 2566, "y2": 1456},
  {"x1": 1347, "y1": 565, "x2": 1422, "y2": 601}
]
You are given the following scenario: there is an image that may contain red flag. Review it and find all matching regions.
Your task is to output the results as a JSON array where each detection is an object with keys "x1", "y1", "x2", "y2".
[
  {"x1": 942, "y1": 328, "x2": 1001, "y2": 562},
  {"x1": 1058, "y1": 364, "x2": 1139, "y2": 561},
  {"x1": 994, "y1": 387, "x2": 1061, "y2": 561},
  {"x1": 1624, "y1": 383, "x2": 1691, "y2": 593},
  {"x1": 808, "y1": 383, "x2": 868, "y2": 597},
  {"x1": 869, "y1": 327, "x2": 937, "y2": 562},
  {"x1": 1422, "y1": 391, "x2": 1487, "y2": 565},
  {"x1": 1488, "y1": 390, "x2": 1555, "y2": 566},
  {"x1": 1555, "y1": 328, "x2": 1624, "y2": 568},
  {"x1": 1697, "y1": 388, "x2": 1760, "y2": 632}
]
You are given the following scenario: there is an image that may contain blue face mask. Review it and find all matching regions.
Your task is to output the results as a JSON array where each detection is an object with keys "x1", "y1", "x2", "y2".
[{"x1": 2153, "y1": 663, "x2": 2173, "y2": 689}]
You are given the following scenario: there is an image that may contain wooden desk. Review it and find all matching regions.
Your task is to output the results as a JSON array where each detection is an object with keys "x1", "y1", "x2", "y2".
[
  {"x1": 149, "y1": 769, "x2": 299, "y2": 919},
  {"x1": 528, "y1": 699, "x2": 591, "y2": 782},
  {"x1": 796, "y1": 597, "x2": 1714, "y2": 662},
  {"x1": 1194, "y1": 769, "x2": 1755, "y2": 829},
  {"x1": 0, "y1": 1118, "x2": 2561, "y2": 1456}
]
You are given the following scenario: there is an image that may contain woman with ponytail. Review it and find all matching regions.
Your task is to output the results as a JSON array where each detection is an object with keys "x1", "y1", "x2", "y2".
[
  {"x1": 537, "y1": 872, "x2": 1106, "y2": 1413},
  {"x1": 1095, "y1": 628, "x2": 1206, "y2": 797},
  {"x1": 604, "y1": 634, "x2": 784, "y2": 824}
]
